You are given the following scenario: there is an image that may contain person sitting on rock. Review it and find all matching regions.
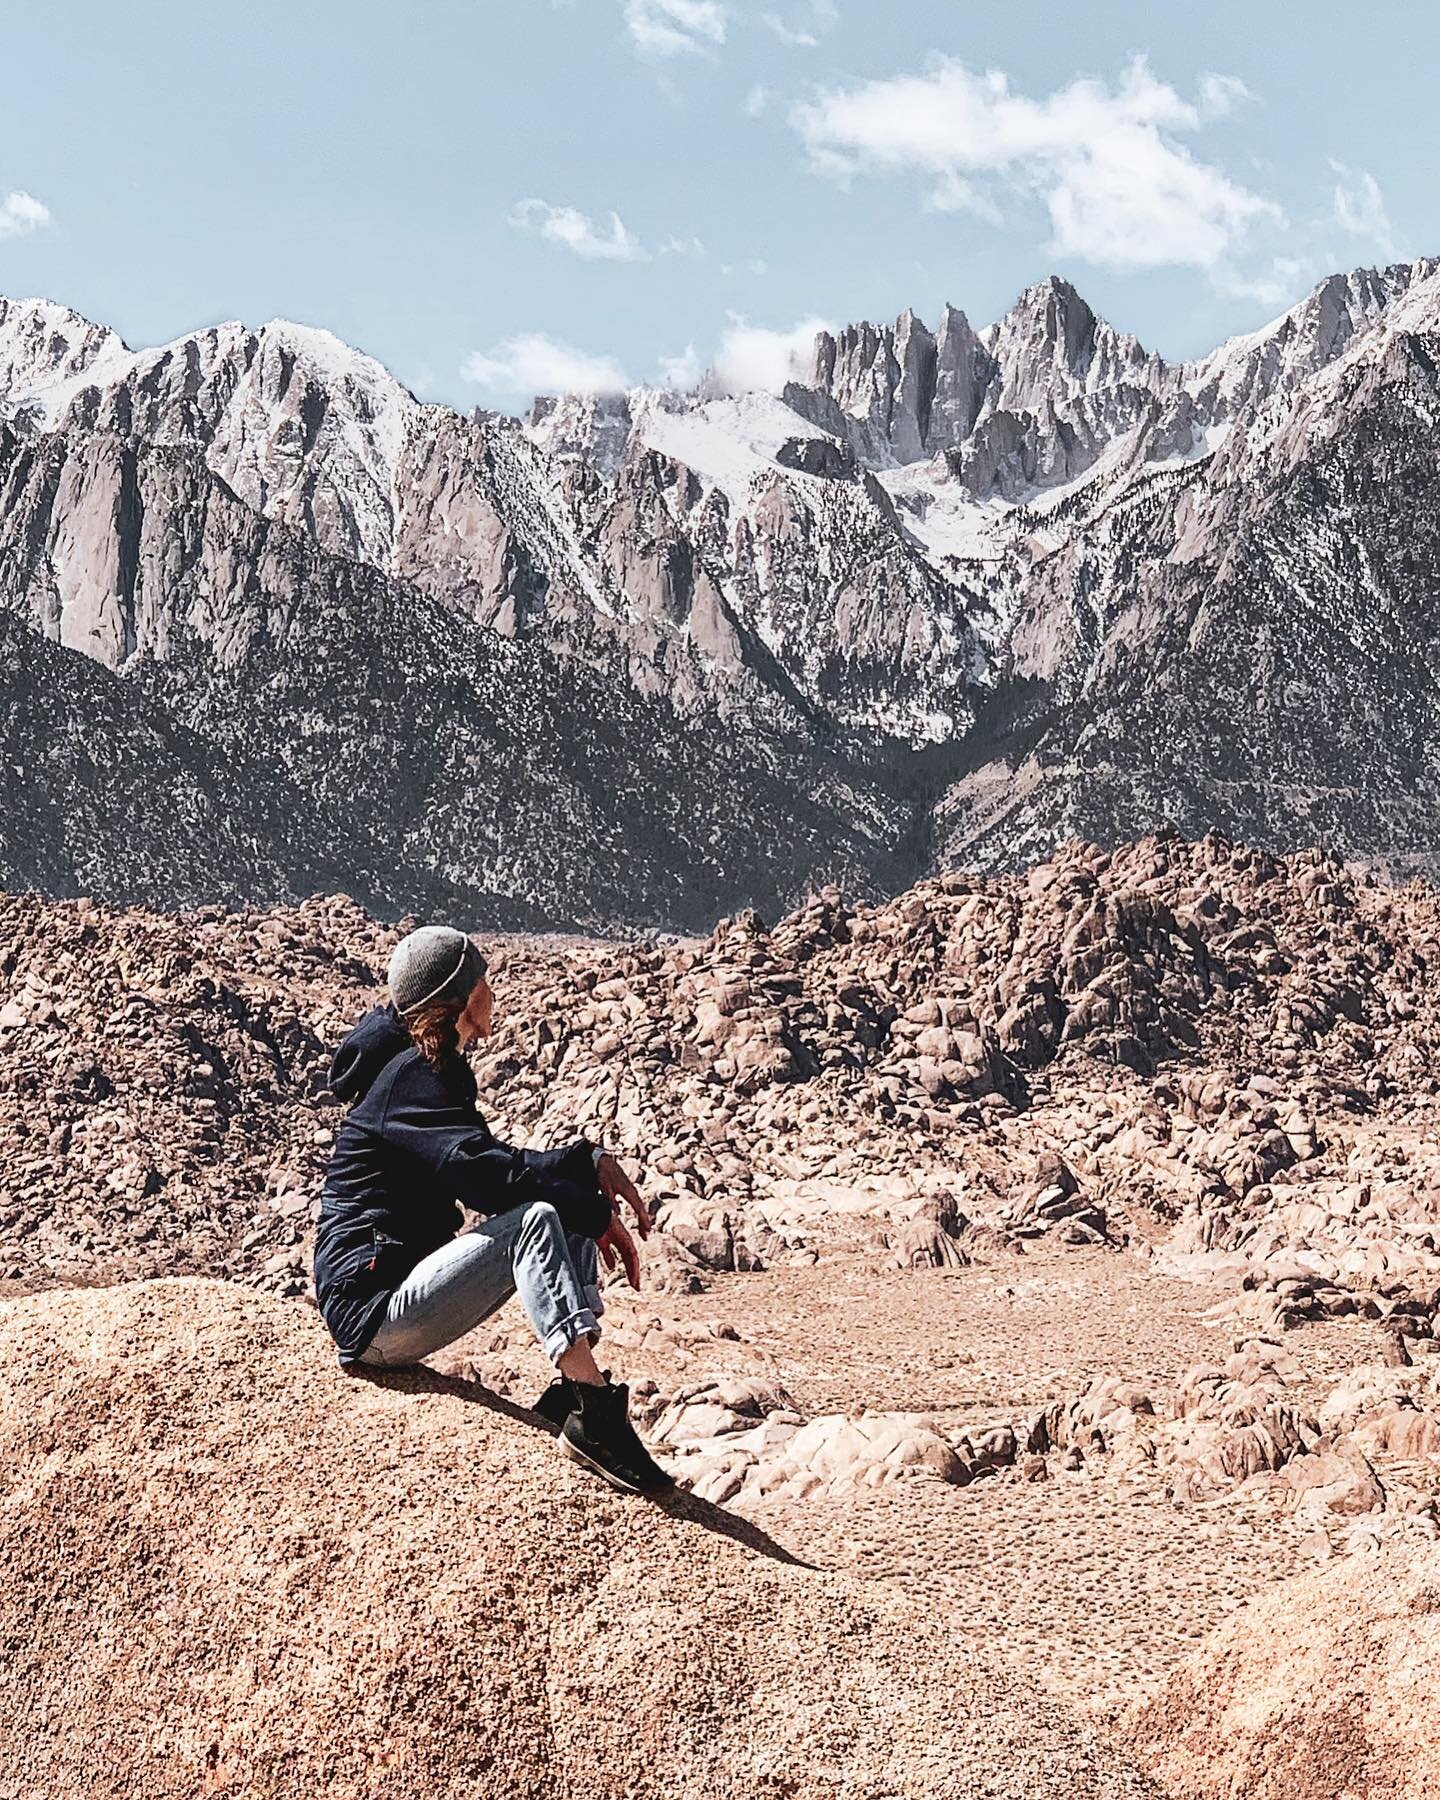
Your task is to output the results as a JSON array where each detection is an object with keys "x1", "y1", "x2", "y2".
[{"x1": 314, "y1": 923, "x2": 670, "y2": 1496}]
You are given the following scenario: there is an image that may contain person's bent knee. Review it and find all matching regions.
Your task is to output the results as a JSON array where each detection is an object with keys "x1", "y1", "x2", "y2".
[{"x1": 520, "y1": 1199, "x2": 563, "y2": 1237}]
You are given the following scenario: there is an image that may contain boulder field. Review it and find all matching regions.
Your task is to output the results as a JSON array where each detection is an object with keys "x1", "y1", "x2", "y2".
[{"x1": 9, "y1": 833, "x2": 1440, "y2": 1792}]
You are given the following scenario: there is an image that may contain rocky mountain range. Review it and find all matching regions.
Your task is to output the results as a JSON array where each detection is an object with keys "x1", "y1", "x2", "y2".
[{"x1": 4, "y1": 261, "x2": 1440, "y2": 926}]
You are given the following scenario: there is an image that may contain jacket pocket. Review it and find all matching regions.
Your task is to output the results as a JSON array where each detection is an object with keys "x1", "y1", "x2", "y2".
[{"x1": 367, "y1": 1229, "x2": 411, "y2": 1287}]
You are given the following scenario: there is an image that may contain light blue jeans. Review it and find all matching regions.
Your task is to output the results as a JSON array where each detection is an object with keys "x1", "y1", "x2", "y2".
[{"x1": 358, "y1": 1200, "x2": 603, "y2": 1368}]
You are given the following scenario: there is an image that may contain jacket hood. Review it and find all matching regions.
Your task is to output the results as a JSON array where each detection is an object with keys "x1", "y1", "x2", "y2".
[{"x1": 330, "y1": 1005, "x2": 412, "y2": 1103}]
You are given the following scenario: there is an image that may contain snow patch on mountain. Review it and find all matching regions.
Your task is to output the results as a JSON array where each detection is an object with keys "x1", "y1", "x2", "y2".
[
  {"x1": 877, "y1": 463, "x2": 1011, "y2": 564},
  {"x1": 633, "y1": 390, "x2": 836, "y2": 506}
]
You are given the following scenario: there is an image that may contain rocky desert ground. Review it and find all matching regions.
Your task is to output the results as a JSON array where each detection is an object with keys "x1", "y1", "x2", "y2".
[{"x1": 5, "y1": 831, "x2": 1440, "y2": 1795}]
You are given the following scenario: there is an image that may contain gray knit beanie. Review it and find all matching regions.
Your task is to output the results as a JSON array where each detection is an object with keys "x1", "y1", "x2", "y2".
[{"x1": 387, "y1": 925, "x2": 488, "y2": 1016}]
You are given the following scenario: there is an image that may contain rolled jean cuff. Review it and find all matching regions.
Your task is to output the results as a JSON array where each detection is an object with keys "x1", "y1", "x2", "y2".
[{"x1": 541, "y1": 1305, "x2": 600, "y2": 1365}]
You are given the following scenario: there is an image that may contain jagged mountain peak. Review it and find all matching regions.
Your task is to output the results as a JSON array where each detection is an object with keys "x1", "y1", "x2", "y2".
[
  {"x1": 789, "y1": 276, "x2": 1162, "y2": 483},
  {"x1": 774, "y1": 259, "x2": 1440, "y2": 504},
  {"x1": 0, "y1": 295, "x2": 133, "y2": 430},
  {"x1": 1182, "y1": 257, "x2": 1440, "y2": 418},
  {"x1": 0, "y1": 292, "x2": 122, "y2": 343},
  {"x1": 255, "y1": 316, "x2": 421, "y2": 404},
  {"x1": 1187, "y1": 258, "x2": 1440, "y2": 498},
  {"x1": 996, "y1": 271, "x2": 1094, "y2": 326},
  {"x1": 893, "y1": 304, "x2": 929, "y2": 338},
  {"x1": 526, "y1": 388, "x2": 635, "y2": 474},
  {"x1": 935, "y1": 300, "x2": 974, "y2": 335},
  {"x1": 0, "y1": 301, "x2": 421, "y2": 446},
  {"x1": 992, "y1": 273, "x2": 1132, "y2": 359},
  {"x1": 1353, "y1": 259, "x2": 1440, "y2": 342},
  {"x1": 983, "y1": 274, "x2": 1153, "y2": 411}
]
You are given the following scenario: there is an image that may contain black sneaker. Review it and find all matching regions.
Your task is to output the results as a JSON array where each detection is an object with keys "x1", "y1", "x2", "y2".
[
  {"x1": 558, "y1": 1380, "x2": 673, "y2": 1495},
  {"x1": 531, "y1": 1377, "x2": 576, "y2": 1428},
  {"x1": 532, "y1": 1369, "x2": 613, "y2": 1427}
]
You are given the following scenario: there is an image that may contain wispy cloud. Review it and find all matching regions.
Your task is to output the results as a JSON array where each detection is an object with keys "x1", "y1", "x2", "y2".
[
  {"x1": 403, "y1": 360, "x2": 439, "y2": 398},
  {"x1": 666, "y1": 319, "x2": 823, "y2": 393},
  {"x1": 659, "y1": 343, "x2": 704, "y2": 388},
  {"x1": 1211, "y1": 254, "x2": 1317, "y2": 308},
  {"x1": 791, "y1": 57, "x2": 1280, "y2": 283},
  {"x1": 1209, "y1": 162, "x2": 1402, "y2": 306},
  {"x1": 461, "y1": 313, "x2": 834, "y2": 404},
  {"x1": 761, "y1": 1, "x2": 838, "y2": 48},
  {"x1": 0, "y1": 191, "x2": 51, "y2": 241},
  {"x1": 712, "y1": 311, "x2": 831, "y2": 392},
  {"x1": 507, "y1": 198, "x2": 649, "y2": 262},
  {"x1": 744, "y1": 83, "x2": 770, "y2": 118},
  {"x1": 461, "y1": 333, "x2": 630, "y2": 397},
  {"x1": 623, "y1": 0, "x2": 728, "y2": 57},
  {"x1": 508, "y1": 201, "x2": 708, "y2": 264},
  {"x1": 1330, "y1": 161, "x2": 1397, "y2": 261},
  {"x1": 761, "y1": 14, "x2": 819, "y2": 47}
]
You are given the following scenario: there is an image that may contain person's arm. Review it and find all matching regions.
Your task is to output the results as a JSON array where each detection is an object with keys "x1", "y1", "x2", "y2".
[
  {"x1": 383, "y1": 1062, "x2": 613, "y2": 1236},
  {"x1": 450, "y1": 1138, "x2": 613, "y2": 1237},
  {"x1": 463, "y1": 1135, "x2": 653, "y2": 1266},
  {"x1": 517, "y1": 1139, "x2": 606, "y2": 1189}
]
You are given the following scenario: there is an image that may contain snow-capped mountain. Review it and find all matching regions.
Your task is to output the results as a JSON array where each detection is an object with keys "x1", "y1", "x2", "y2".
[{"x1": 5, "y1": 259, "x2": 1440, "y2": 924}]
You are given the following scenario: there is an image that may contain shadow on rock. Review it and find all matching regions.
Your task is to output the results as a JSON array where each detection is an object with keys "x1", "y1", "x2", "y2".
[{"x1": 348, "y1": 1360, "x2": 817, "y2": 1569}]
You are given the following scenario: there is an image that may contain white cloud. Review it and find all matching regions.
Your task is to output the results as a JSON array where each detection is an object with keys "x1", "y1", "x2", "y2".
[
  {"x1": 0, "y1": 191, "x2": 51, "y2": 241},
  {"x1": 659, "y1": 343, "x2": 704, "y2": 388},
  {"x1": 1211, "y1": 254, "x2": 1317, "y2": 308},
  {"x1": 403, "y1": 361, "x2": 439, "y2": 398},
  {"x1": 460, "y1": 315, "x2": 829, "y2": 403},
  {"x1": 1196, "y1": 72, "x2": 1251, "y2": 120},
  {"x1": 461, "y1": 333, "x2": 630, "y2": 397},
  {"x1": 712, "y1": 312, "x2": 831, "y2": 393},
  {"x1": 762, "y1": 14, "x2": 818, "y2": 46},
  {"x1": 792, "y1": 56, "x2": 1281, "y2": 277},
  {"x1": 508, "y1": 198, "x2": 649, "y2": 262},
  {"x1": 762, "y1": 0, "x2": 837, "y2": 45},
  {"x1": 719, "y1": 256, "x2": 768, "y2": 275},
  {"x1": 744, "y1": 83, "x2": 770, "y2": 117},
  {"x1": 508, "y1": 201, "x2": 707, "y2": 264},
  {"x1": 1331, "y1": 162, "x2": 1397, "y2": 260},
  {"x1": 624, "y1": 0, "x2": 728, "y2": 56}
]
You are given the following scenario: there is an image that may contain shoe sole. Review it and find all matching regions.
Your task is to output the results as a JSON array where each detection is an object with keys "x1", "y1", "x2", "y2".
[{"x1": 556, "y1": 1430, "x2": 670, "y2": 1495}]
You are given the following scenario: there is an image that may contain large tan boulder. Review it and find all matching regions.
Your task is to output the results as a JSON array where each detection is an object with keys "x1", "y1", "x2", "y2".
[
  {"x1": 0, "y1": 1279, "x2": 1153, "y2": 1800},
  {"x1": 1129, "y1": 1545, "x2": 1440, "y2": 1799}
]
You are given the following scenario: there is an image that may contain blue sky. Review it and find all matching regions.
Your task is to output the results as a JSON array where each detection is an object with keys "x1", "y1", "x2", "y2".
[{"x1": 2, "y1": 0, "x2": 1434, "y2": 409}]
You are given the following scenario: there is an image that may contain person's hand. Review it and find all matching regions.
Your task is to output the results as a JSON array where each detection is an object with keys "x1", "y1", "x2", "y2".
[
  {"x1": 597, "y1": 1214, "x2": 642, "y2": 1290},
  {"x1": 596, "y1": 1153, "x2": 651, "y2": 1239}
]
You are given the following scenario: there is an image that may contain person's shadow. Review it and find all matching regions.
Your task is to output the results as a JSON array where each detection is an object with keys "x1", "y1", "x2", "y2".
[{"x1": 350, "y1": 1362, "x2": 816, "y2": 1570}]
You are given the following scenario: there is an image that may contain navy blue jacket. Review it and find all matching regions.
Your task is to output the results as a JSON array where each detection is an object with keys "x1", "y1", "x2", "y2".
[{"x1": 313, "y1": 1006, "x2": 612, "y2": 1362}]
